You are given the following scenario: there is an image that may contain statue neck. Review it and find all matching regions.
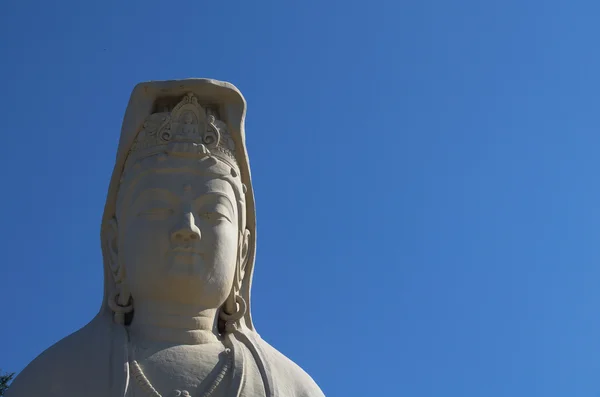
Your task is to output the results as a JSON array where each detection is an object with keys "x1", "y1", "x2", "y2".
[{"x1": 128, "y1": 300, "x2": 221, "y2": 345}]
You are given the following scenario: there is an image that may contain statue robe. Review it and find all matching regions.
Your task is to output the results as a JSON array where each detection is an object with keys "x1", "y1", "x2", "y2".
[{"x1": 7, "y1": 314, "x2": 324, "y2": 397}]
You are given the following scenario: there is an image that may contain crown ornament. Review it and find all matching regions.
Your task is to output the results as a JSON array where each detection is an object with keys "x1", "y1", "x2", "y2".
[{"x1": 125, "y1": 92, "x2": 238, "y2": 170}]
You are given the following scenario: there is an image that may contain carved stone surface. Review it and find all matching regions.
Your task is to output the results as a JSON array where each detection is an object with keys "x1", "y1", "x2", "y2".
[{"x1": 7, "y1": 79, "x2": 325, "y2": 397}]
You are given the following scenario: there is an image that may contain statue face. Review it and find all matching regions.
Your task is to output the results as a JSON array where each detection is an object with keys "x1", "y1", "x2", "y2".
[{"x1": 115, "y1": 165, "x2": 241, "y2": 309}]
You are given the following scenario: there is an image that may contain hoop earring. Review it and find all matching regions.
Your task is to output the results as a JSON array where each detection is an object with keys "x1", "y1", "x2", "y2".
[
  {"x1": 108, "y1": 290, "x2": 133, "y2": 325},
  {"x1": 219, "y1": 295, "x2": 247, "y2": 333}
]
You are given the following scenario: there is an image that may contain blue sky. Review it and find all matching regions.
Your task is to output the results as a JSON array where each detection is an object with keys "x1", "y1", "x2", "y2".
[{"x1": 1, "y1": 1, "x2": 600, "y2": 396}]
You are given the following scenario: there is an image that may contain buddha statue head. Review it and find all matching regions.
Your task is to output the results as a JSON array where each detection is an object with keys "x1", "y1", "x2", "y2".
[{"x1": 99, "y1": 79, "x2": 257, "y2": 335}]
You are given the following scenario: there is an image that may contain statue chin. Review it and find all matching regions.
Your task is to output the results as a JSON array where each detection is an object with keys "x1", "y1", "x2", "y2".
[
  {"x1": 128, "y1": 275, "x2": 233, "y2": 314},
  {"x1": 5, "y1": 79, "x2": 325, "y2": 397}
]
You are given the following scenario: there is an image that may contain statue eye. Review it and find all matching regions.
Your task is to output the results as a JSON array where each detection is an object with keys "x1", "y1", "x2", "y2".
[
  {"x1": 138, "y1": 208, "x2": 174, "y2": 219},
  {"x1": 199, "y1": 211, "x2": 230, "y2": 223},
  {"x1": 199, "y1": 212, "x2": 217, "y2": 221}
]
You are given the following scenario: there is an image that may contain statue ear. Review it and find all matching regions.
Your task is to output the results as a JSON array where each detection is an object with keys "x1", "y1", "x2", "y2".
[
  {"x1": 104, "y1": 218, "x2": 132, "y2": 324},
  {"x1": 103, "y1": 218, "x2": 122, "y2": 283},
  {"x1": 221, "y1": 229, "x2": 251, "y2": 331},
  {"x1": 239, "y1": 229, "x2": 250, "y2": 279}
]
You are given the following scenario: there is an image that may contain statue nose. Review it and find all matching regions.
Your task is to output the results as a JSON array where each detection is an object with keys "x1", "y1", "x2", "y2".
[{"x1": 171, "y1": 212, "x2": 201, "y2": 243}]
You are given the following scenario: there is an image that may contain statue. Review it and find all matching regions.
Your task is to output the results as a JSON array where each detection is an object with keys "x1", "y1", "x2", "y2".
[{"x1": 7, "y1": 79, "x2": 325, "y2": 397}]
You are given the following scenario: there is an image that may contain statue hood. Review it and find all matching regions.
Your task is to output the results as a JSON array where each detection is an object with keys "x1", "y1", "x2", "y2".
[{"x1": 99, "y1": 79, "x2": 257, "y2": 331}]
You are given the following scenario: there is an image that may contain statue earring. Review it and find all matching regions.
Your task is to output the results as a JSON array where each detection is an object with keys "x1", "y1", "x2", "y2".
[
  {"x1": 219, "y1": 295, "x2": 247, "y2": 333},
  {"x1": 109, "y1": 290, "x2": 133, "y2": 325}
]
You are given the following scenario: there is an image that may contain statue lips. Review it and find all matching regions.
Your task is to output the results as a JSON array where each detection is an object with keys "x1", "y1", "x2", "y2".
[
  {"x1": 166, "y1": 246, "x2": 206, "y2": 275},
  {"x1": 171, "y1": 246, "x2": 203, "y2": 255}
]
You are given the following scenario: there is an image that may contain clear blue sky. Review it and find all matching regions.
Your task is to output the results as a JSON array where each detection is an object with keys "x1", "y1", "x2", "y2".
[{"x1": 1, "y1": 1, "x2": 599, "y2": 396}]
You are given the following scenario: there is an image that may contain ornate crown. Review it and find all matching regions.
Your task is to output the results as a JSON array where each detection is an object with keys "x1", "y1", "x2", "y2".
[{"x1": 125, "y1": 92, "x2": 238, "y2": 169}]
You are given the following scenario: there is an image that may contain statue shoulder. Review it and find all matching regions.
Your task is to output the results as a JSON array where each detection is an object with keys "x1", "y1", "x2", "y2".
[
  {"x1": 241, "y1": 332, "x2": 325, "y2": 397},
  {"x1": 6, "y1": 316, "x2": 122, "y2": 397}
]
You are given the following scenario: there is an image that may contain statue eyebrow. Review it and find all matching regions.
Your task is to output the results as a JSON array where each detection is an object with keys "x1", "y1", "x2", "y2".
[{"x1": 194, "y1": 191, "x2": 236, "y2": 216}]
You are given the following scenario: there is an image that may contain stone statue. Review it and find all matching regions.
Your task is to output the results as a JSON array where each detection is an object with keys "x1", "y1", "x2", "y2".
[{"x1": 7, "y1": 79, "x2": 325, "y2": 397}]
